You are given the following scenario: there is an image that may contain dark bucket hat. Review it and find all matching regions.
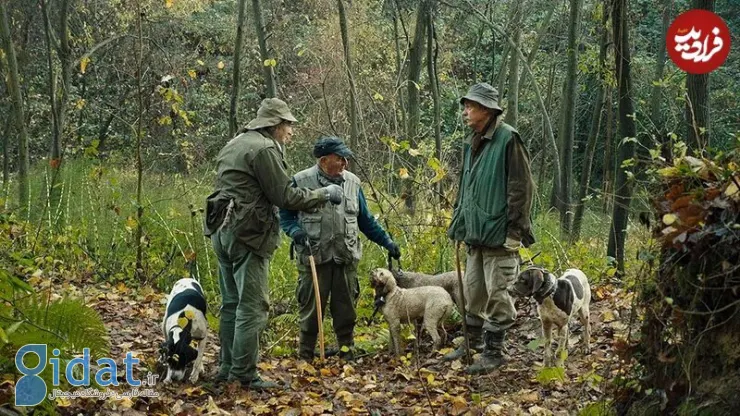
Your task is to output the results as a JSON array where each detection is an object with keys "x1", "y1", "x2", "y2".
[
  {"x1": 245, "y1": 98, "x2": 298, "y2": 130},
  {"x1": 459, "y1": 82, "x2": 503, "y2": 112}
]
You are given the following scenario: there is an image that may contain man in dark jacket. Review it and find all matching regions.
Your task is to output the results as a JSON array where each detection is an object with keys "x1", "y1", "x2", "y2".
[
  {"x1": 204, "y1": 98, "x2": 344, "y2": 389},
  {"x1": 444, "y1": 83, "x2": 535, "y2": 374},
  {"x1": 280, "y1": 136, "x2": 401, "y2": 361}
]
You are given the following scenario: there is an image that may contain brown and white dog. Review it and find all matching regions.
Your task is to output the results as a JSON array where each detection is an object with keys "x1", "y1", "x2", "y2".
[
  {"x1": 370, "y1": 268, "x2": 455, "y2": 356},
  {"x1": 160, "y1": 278, "x2": 208, "y2": 383},
  {"x1": 509, "y1": 268, "x2": 591, "y2": 367}
]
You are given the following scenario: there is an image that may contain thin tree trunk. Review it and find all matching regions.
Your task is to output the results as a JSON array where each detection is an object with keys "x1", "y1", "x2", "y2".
[
  {"x1": 684, "y1": 0, "x2": 713, "y2": 150},
  {"x1": 427, "y1": 11, "x2": 442, "y2": 204},
  {"x1": 1, "y1": 112, "x2": 10, "y2": 189},
  {"x1": 392, "y1": 8, "x2": 405, "y2": 134},
  {"x1": 649, "y1": 0, "x2": 671, "y2": 136},
  {"x1": 0, "y1": 0, "x2": 30, "y2": 212},
  {"x1": 229, "y1": 0, "x2": 248, "y2": 137},
  {"x1": 607, "y1": 0, "x2": 637, "y2": 274},
  {"x1": 519, "y1": 6, "x2": 556, "y2": 88},
  {"x1": 602, "y1": 85, "x2": 614, "y2": 213},
  {"x1": 496, "y1": 46, "x2": 508, "y2": 98},
  {"x1": 504, "y1": 1, "x2": 520, "y2": 126},
  {"x1": 251, "y1": 0, "x2": 276, "y2": 98},
  {"x1": 135, "y1": 0, "x2": 145, "y2": 280},
  {"x1": 572, "y1": 1, "x2": 608, "y2": 242},
  {"x1": 404, "y1": 0, "x2": 429, "y2": 213},
  {"x1": 557, "y1": 0, "x2": 582, "y2": 237},
  {"x1": 537, "y1": 61, "x2": 557, "y2": 195},
  {"x1": 338, "y1": 0, "x2": 359, "y2": 148}
]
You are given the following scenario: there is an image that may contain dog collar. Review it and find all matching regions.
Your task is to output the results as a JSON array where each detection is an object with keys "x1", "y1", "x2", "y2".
[{"x1": 533, "y1": 272, "x2": 557, "y2": 304}]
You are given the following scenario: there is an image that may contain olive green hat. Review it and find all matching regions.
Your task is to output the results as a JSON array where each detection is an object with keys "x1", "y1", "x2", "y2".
[
  {"x1": 245, "y1": 98, "x2": 298, "y2": 130},
  {"x1": 459, "y1": 82, "x2": 503, "y2": 112}
]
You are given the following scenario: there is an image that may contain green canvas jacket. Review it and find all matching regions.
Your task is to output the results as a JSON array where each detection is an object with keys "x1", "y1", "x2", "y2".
[
  {"x1": 204, "y1": 130, "x2": 329, "y2": 258},
  {"x1": 448, "y1": 120, "x2": 535, "y2": 248}
]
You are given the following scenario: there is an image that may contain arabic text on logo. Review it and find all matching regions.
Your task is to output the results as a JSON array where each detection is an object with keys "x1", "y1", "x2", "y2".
[{"x1": 667, "y1": 9, "x2": 731, "y2": 74}]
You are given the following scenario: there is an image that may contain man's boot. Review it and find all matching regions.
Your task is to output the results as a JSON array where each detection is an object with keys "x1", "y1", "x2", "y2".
[
  {"x1": 466, "y1": 330, "x2": 506, "y2": 374},
  {"x1": 443, "y1": 325, "x2": 485, "y2": 361},
  {"x1": 299, "y1": 333, "x2": 317, "y2": 360}
]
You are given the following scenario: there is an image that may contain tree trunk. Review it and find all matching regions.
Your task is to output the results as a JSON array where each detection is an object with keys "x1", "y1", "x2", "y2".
[
  {"x1": 496, "y1": 45, "x2": 508, "y2": 99},
  {"x1": 427, "y1": 10, "x2": 442, "y2": 204},
  {"x1": 404, "y1": 0, "x2": 429, "y2": 212},
  {"x1": 649, "y1": 0, "x2": 671, "y2": 137},
  {"x1": 602, "y1": 85, "x2": 614, "y2": 213},
  {"x1": 519, "y1": 6, "x2": 556, "y2": 89},
  {"x1": 338, "y1": 0, "x2": 359, "y2": 148},
  {"x1": 607, "y1": 0, "x2": 637, "y2": 274},
  {"x1": 251, "y1": 0, "x2": 276, "y2": 98},
  {"x1": 556, "y1": 0, "x2": 582, "y2": 237},
  {"x1": 135, "y1": 0, "x2": 145, "y2": 280},
  {"x1": 572, "y1": 1, "x2": 608, "y2": 242},
  {"x1": 537, "y1": 60, "x2": 557, "y2": 196},
  {"x1": 684, "y1": 0, "x2": 714, "y2": 150},
  {"x1": 1, "y1": 112, "x2": 10, "y2": 190},
  {"x1": 229, "y1": 0, "x2": 248, "y2": 137},
  {"x1": 0, "y1": 0, "x2": 30, "y2": 212},
  {"x1": 504, "y1": 1, "x2": 520, "y2": 126}
]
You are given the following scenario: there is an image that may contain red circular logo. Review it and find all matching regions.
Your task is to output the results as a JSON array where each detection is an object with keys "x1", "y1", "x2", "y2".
[{"x1": 667, "y1": 9, "x2": 731, "y2": 74}]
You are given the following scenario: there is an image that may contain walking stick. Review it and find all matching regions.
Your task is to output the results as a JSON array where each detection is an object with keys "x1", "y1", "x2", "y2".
[
  {"x1": 455, "y1": 241, "x2": 472, "y2": 364},
  {"x1": 307, "y1": 243, "x2": 325, "y2": 361}
]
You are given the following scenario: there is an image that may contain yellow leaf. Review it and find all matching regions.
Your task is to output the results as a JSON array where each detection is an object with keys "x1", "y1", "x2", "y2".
[
  {"x1": 165, "y1": 0, "x2": 174, "y2": 8},
  {"x1": 177, "y1": 317, "x2": 188, "y2": 327},
  {"x1": 662, "y1": 213, "x2": 678, "y2": 225},
  {"x1": 184, "y1": 310, "x2": 195, "y2": 320},
  {"x1": 197, "y1": 59, "x2": 205, "y2": 66},
  {"x1": 263, "y1": 58, "x2": 277, "y2": 67},
  {"x1": 373, "y1": 92, "x2": 384, "y2": 101},
  {"x1": 126, "y1": 217, "x2": 137, "y2": 228},
  {"x1": 725, "y1": 178, "x2": 739, "y2": 202},
  {"x1": 657, "y1": 167, "x2": 679, "y2": 177},
  {"x1": 187, "y1": 69, "x2": 197, "y2": 79},
  {"x1": 426, "y1": 374, "x2": 434, "y2": 384},
  {"x1": 80, "y1": 56, "x2": 91, "y2": 74},
  {"x1": 75, "y1": 98, "x2": 86, "y2": 110},
  {"x1": 399, "y1": 168, "x2": 409, "y2": 179},
  {"x1": 217, "y1": 61, "x2": 225, "y2": 70},
  {"x1": 408, "y1": 148, "x2": 420, "y2": 157}
]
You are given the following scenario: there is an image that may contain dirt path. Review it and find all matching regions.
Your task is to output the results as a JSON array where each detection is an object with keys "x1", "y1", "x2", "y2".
[{"x1": 42, "y1": 279, "x2": 632, "y2": 415}]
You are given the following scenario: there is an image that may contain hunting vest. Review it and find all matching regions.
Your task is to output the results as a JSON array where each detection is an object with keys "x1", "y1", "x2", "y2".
[
  {"x1": 448, "y1": 122, "x2": 517, "y2": 248},
  {"x1": 293, "y1": 165, "x2": 362, "y2": 266}
]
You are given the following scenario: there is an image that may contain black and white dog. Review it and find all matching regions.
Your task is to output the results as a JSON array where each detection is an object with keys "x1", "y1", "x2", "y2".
[
  {"x1": 160, "y1": 278, "x2": 208, "y2": 383},
  {"x1": 509, "y1": 267, "x2": 591, "y2": 367}
]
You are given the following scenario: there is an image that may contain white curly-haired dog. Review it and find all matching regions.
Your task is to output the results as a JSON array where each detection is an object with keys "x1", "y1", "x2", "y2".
[
  {"x1": 392, "y1": 270, "x2": 463, "y2": 313},
  {"x1": 370, "y1": 268, "x2": 455, "y2": 356},
  {"x1": 509, "y1": 267, "x2": 591, "y2": 367}
]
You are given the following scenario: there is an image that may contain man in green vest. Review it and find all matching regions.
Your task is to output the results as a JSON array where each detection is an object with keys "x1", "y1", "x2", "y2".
[
  {"x1": 280, "y1": 136, "x2": 401, "y2": 361},
  {"x1": 444, "y1": 83, "x2": 535, "y2": 374},
  {"x1": 204, "y1": 98, "x2": 344, "y2": 390}
]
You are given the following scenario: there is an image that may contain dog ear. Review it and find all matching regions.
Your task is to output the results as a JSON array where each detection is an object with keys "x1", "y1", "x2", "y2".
[{"x1": 530, "y1": 269, "x2": 545, "y2": 293}]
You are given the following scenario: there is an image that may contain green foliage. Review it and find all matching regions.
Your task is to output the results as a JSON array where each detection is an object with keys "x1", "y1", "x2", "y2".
[
  {"x1": 579, "y1": 401, "x2": 616, "y2": 416},
  {"x1": 535, "y1": 366, "x2": 566, "y2": 385}
]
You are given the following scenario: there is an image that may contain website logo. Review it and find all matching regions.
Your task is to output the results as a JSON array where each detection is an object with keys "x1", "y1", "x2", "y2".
[
  {"x1": 667, "y1": 9, "x2": 731, "y2": 74},
  {"x1": 15, "y1": 344, "x2": 158, "y2": 407}
]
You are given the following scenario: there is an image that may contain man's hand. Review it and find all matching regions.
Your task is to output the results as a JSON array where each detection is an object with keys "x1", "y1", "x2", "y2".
[
  {"x1": 503, "y1": 236, "x2": 522, "y2": 252},
  {"x1": 293, "y1": 229, "x2": 309, "y2": 246},
  {"x1": 386, "y1": 241, "x2": 401, "y2": 259},
  {"x1": 323, "y1": 184, "x2": 344, "y2": 205}
]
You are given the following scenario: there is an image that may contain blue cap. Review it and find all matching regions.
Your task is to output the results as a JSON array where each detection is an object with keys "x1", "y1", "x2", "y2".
[{"x1": 313, "y1": 136, "x2": 353, "y2": 158}]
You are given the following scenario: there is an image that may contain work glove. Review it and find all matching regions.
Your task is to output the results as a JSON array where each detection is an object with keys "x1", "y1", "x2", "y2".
[
  {"x1": 323, "y1": 184, "x2": 344, "y2": 205},
  {"x1": 293, "y1": 229, "x2": 309, "y2": 246},
  {"x1": 386, "y1": 241, "x2": 401, "y2": 260}
]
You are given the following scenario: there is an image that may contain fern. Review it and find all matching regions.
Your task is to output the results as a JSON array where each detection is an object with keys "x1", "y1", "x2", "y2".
[{"x1": 11, "y1": 295, "x2": 109, "y2": 359}]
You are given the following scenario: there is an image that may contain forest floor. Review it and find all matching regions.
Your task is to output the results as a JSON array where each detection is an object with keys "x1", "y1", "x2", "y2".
[{"x1": 3, "y1": 276, "x2": 636, "y2": 415}]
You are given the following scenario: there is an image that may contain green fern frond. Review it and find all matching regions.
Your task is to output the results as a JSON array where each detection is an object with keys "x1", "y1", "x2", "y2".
[{"x1": 12, "y1": 296, "x2": 109, "y2": 358}]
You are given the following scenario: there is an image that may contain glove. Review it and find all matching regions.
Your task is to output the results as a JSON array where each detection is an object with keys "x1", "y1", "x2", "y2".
[
  {"x1": 293, "y1": 229, "x2": 308, "y2": 246},
  {"x1": 386, "y1": 241, "x2": 401, "y2": 259},
  {"x1": 323, "y1": 184, "x2": 343, "y2": 205}
]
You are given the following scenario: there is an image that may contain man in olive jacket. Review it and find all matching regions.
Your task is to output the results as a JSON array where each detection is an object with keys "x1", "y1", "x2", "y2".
[
  {"x1": 279, "y1": 136, "x2": 401, "y2": 361},
  {"x1": 444, "y1": 83, "x2": 535, "y2": 374},
  {"x1": 204, "y1": 98, "x2": 344, "y2": 389}
]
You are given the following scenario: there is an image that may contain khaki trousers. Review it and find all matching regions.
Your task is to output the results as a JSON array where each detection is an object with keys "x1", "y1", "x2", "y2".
[{"x1": 463, "y1": 246, "x2": 520, "y2": 332}]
